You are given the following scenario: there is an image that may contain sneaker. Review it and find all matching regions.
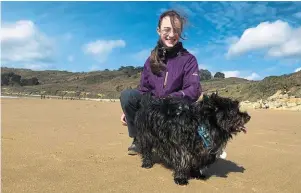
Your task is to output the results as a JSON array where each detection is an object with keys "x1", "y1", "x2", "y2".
[{"x1": 128, "y1": 138, "x2": 139, "y2": 155}]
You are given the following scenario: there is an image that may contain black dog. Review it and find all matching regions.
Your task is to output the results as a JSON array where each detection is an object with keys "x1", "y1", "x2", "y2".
[{"x1": 134, "y1": 93, "x2": 251, "y2": 185}]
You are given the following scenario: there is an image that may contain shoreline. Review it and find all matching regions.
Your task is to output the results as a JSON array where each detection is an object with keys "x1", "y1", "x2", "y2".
[
  {"x1": 2, "y1": 94, "x2": 301, "y2": 112},
  {"x1": 0, "y1": 94, "x2": 120, "y2": 102}
]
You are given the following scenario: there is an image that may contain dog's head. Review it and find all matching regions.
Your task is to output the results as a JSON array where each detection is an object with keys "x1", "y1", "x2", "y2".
[{"x1": 195, "y1": 93, "x2": 251, "y2": 134}]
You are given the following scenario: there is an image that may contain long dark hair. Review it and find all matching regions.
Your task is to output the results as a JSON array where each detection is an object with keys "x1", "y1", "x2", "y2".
[{"x1": 150, "y1": 10, "x2": 187, "y2": 75}]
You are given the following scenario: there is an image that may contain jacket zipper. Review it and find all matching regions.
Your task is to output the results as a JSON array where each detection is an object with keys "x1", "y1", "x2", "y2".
[
  {"x1": 163, "y1": 71, "x2": 168, "y2": 88},
  {"x1": 162, "y1": 48, "x2": 168, "y2": 89}
]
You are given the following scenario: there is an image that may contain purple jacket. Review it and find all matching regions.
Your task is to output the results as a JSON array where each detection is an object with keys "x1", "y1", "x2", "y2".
[{"x1": 138, "y1": 52, "x2": 202, "y2": 103}]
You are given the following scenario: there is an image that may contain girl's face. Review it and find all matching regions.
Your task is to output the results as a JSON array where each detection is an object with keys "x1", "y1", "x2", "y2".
[{"x1": 157, "y1": 16, "x2": 182, "y2": 48}]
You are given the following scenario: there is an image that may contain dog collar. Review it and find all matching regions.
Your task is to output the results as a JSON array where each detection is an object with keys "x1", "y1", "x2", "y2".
[{"x1": 197, "y1": 125, "x2": 212, "y2": 148}]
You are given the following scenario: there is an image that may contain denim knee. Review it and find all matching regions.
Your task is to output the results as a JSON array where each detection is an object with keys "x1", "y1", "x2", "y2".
[
  {"x1": 120, "y1": 89, "x2": 132, "y2": 107},
  {"x1": 120, "y1": 89, "x2": 140, "y2": 108}
]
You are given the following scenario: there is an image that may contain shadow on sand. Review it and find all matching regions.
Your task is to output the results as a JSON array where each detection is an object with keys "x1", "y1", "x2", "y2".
[
  {"x1": 203, "y1": 158, "x2": 245, "y2": 179},
  {"x1": 152, "y1": 154, "x2": 245, "y2": 179}
]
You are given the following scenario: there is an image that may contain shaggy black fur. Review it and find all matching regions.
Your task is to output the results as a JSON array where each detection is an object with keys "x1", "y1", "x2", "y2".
[{"x1": 134, "y1": 93, "x2": 251, "y2": 185}]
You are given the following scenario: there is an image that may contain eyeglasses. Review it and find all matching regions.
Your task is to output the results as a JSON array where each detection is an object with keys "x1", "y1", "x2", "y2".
[{"x1": 160, "y1": 28, "x2": 181, "y2": 35}]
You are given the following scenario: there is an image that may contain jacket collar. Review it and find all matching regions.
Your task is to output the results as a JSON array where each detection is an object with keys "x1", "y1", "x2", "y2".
[{"x1": 157, "y1": 40, "x2": 188, "y2": 62}]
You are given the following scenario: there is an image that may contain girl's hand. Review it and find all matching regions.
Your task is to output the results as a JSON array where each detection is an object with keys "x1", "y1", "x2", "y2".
[{"x1": 121, "y1": 113, "x2": 127, "y2": 126}]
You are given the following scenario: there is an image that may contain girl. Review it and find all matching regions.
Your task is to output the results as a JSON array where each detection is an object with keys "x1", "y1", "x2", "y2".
[{"x1": 120, "y1": 10, "x2": 202, "y2": 155}]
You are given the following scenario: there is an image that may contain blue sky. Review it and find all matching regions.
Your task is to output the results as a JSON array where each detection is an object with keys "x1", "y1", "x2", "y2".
[{"x1": 1, "y1": 1, "x2": 301, "y2": 80}]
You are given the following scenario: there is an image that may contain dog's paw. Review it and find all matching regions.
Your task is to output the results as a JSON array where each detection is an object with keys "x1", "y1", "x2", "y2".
[
  {"x1": 174, "y1": 177, "x2": 189, "y2": 186},
  {"x1": 191, "y1": 173, "x2": 207, "y2": 180},
  {"x1": 141, "y1": 161, "x2": 153, "y2": 169},
  {"x1": 190, "y1": 169, "x2": 207, "y2": 180}
]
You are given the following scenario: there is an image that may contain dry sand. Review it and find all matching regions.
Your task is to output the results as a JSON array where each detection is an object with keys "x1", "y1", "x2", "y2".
[{"x1": 2, "y1": 98, "x2": 301, "y2": 193}]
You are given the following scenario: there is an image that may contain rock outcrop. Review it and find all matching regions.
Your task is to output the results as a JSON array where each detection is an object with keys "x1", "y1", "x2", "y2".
[{"x1": 240, "y1": 90, "x2": 301, "y2": 111}]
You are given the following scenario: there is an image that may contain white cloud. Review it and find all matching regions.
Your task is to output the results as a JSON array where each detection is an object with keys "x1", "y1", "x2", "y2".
[
  {"x1": 227, "y1": 20, "x2": 301, "y2": 59},
  {"x1": 89, "y1": 64, "x2": 101, "y2": 72},
  {"x1": 222, "y1": 70, "x2": 260, "y2": 80},
  {"x1": 267, "y1": 28, "x2": 301, "y2": 58},
  {"x1": 245, "y1": 72, "x2": 260, "y2": 80},
  {"x1": 227, "y1": 20, "x2": 290, "y2": 56},
  {"x1": 190, "y1": 2, "x2": 281, "y2": 42},
  {"x1": 1, "y1": 20, "x2": 55, "y2": 67},
  {"x1": 67, "y1": 55, "x2": 74, "y2": 62},
  {"x1": 222, "y1": 70, "x2": 241, "y2": 78},
  {"x1": 294, "y1": 12, "x2": 301, "y2": 18},
  {"x1": 295, "y1": 67, "x2": 301, "y2": 72},
  {"x1": 83, "y1": 39, "x2": 126, "y2": 63},
  {"x1": 131, "y1": 48, "x2": 151, "y2": 62},
  {"x1": 23, "y1": 63, "x2": 51, "y2": 70},
  {"x1": 157, "y1": 2, "x2": 196, "y2": 18},
  {"x1": 198, "y1": 64, "x2": 211, "y2": 71},
  {"x1": 170, "y1": 2, "x2": 196, "y2": 17},
  {"x1": 187, "y1": 48, "x2": 199, "y2": 55},
  {"x1": 225, "y1": 36, "x2": 240, "y2": 45}
]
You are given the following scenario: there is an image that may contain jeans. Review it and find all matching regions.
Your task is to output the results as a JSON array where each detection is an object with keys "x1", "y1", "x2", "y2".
[{"x1": 120, "y1": 89, "x2": 142, "y2": 138}]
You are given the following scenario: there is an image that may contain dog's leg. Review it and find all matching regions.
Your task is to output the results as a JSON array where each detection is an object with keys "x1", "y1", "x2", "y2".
[
  {"x1": 140, "y1": 138, "x2": 154, "y2": 169},
  {"x1": 141, "y1": 148, "x2": 153, "y2": 169},
  {"x1": 190, "y1": 153, "x2": 217, "y2": 180},
  {"x1": 190, "y1": 167, "x2": 207, "y2": 180},
  {"x1": 173, "y1": 148, "x2": 191, "y2": 185}
]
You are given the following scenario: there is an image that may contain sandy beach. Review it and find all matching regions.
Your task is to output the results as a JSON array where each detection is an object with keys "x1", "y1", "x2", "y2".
[{"x1": 2, "y1": 98, "x2": 301, "y2": 193}]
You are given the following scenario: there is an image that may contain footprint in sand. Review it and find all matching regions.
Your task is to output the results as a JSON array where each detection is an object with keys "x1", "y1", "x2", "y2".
[
  {"x1": 1, "y1": 137, "x2": 15, "y2": 141},
  {"x1": 50, "y1": 153, "x2": 62, "y2": 161}
]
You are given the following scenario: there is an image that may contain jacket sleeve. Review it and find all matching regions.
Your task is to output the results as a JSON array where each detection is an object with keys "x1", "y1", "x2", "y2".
[
  {"x1": 169, "y1": 56, "x2": 202, "y2": 102},
  {"x1": 137, "y1": 57, "x2": 153, "y2": 94}
]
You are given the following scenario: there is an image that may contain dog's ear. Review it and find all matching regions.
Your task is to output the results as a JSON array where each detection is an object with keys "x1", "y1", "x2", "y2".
[
  {"x1": 211, "y1": 91, "x2": 218, "y2": 98},
  {"x1": 235, "y1": 100, "x2": 239, "y2": 106},
  {"x1": 210, "y1": 92, "x2": 218, "y2": 103},
  {"x1": 215, "y1": 90, "x2": 218, "y2": 96}
]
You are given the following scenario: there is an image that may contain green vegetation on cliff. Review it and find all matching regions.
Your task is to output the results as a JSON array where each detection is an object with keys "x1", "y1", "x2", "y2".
[{"x1": 1, "y1": 66, "x2": 300, "y2": 102}]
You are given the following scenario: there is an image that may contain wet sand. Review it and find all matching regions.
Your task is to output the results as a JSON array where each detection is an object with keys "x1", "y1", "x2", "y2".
[{"x1": 2, "y1": 98, "x2": 301, "y2": 193}]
